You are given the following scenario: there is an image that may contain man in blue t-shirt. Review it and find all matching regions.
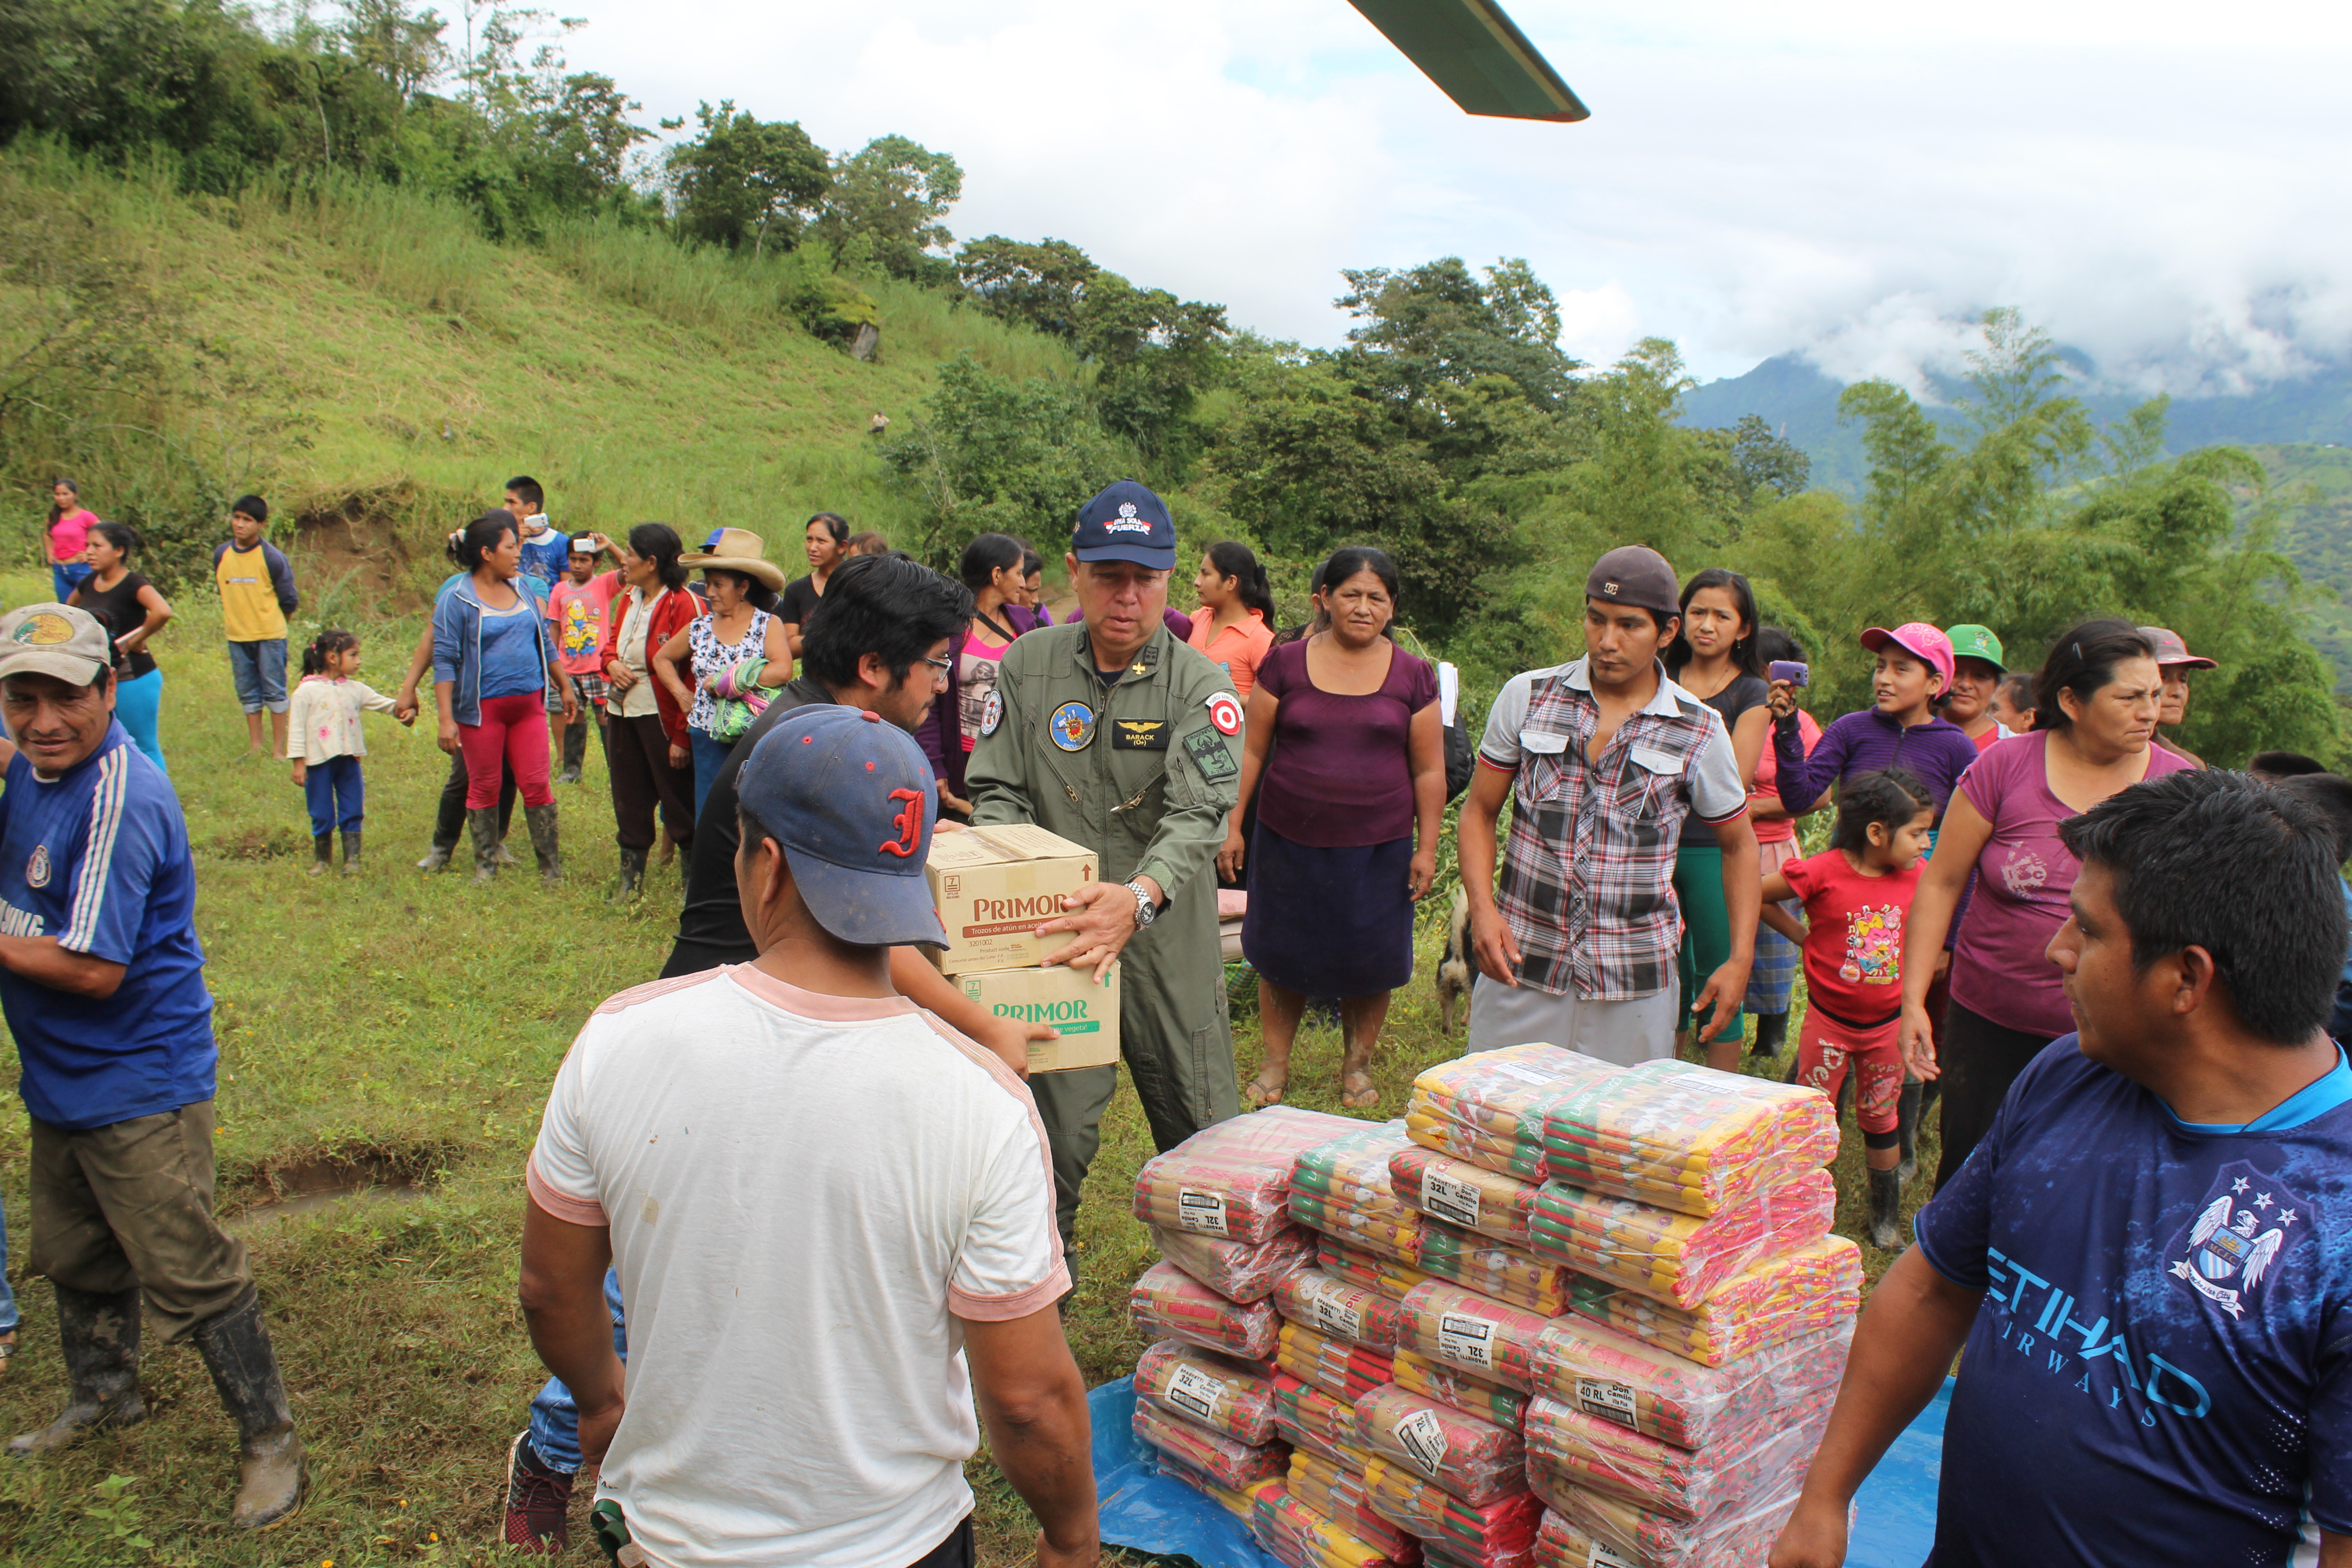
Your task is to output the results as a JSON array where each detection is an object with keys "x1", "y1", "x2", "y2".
[
  {"x1": 0, "y1": 605, "x2": 304, "y2": 1530},
  {"x1": 1774, "y1": 768, "x2": 2352, "y2": 1568}
]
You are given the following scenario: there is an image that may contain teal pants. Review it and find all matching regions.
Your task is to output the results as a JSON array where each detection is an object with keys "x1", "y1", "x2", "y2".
[{"x1": 1675, "y1": 842, "x2": 1744, "y2": 1045}]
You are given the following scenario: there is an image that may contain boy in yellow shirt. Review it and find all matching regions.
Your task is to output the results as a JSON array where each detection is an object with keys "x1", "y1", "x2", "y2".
[{"x1": 212, "y1": 495, "x2": 300, "y2": 756}]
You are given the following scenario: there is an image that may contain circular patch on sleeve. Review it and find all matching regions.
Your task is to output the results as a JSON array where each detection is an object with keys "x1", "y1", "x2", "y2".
[
  {"x1": 979, "y1": 688, "x2": 1003, "y2": 737},
  {"x1": 1204, "y1": 691, "x2": 1242, "y2": 736}
]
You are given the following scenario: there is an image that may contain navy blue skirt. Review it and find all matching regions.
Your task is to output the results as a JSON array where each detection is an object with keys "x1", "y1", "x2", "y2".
[{"x1": 1241, "y1": 823, "x2": 1416, "y2": 997}]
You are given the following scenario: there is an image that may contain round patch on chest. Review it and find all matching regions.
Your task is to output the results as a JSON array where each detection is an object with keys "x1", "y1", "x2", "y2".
[{"x1": 1049, "y1": 701, "x2": 1096, "y2": 752}]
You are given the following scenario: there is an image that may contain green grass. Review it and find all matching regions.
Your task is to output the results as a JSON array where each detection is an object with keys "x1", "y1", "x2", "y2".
[{"x1": 0, "y1": 580, "x2": 1928, "y2": 1564}]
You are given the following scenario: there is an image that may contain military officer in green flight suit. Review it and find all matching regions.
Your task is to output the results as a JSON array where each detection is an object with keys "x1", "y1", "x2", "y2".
[{"x1": 965, "y1": 480, "x2": 1244, "y2": 1258}]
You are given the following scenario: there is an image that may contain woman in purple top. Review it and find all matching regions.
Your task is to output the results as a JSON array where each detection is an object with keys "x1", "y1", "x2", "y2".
[
  {"x1": 1219, "y1": 547, "x2": 1445, "y2": 1111},
  {"x1": 1896, "y1": 620, "x2": 2187, "y2": 1186}
]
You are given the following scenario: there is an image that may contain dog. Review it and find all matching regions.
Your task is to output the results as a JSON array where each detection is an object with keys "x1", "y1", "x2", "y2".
[{"x1": 1436, "y1": 885, "x2": 1472, "y2": 1033}]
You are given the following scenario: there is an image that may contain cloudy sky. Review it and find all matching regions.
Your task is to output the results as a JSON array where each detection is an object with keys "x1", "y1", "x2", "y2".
[{"x1": 562, "y1": 0, "x2": 2352, "y2": 393}]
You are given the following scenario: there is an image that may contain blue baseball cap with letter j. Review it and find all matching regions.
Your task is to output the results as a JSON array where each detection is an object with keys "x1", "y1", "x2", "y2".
[
  {"x1": 734, "y1": 706, "x2": 948, "y2": 949},
  {"x1": 1071, "y1": 479, "x2": 1177, "y2": 571}
]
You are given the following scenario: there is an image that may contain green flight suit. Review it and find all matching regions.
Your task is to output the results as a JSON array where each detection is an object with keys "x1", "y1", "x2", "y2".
[{"x1": 966, "y1": 619, "x2": 1243, "y2": 1248}]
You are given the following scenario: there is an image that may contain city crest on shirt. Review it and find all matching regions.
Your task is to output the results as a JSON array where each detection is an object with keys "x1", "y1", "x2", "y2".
[{"x1": 2167, "y1": 1159, "x2": 2312, "y2": 1320}]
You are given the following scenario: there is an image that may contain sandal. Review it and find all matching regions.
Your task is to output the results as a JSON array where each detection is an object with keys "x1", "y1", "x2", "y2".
[
  {"x1": 1340, "y1": 1073, "x2": 1380, "y2": 1111},
  {"x1": 1243, "y1": 1073, "x2": 1287, "y2": 1109}
]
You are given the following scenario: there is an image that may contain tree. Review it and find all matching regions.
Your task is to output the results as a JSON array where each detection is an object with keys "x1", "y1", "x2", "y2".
[
  {"x1": 956, "y1": 235, "x2": 1098, "y2": 338},
  {"x1": 1730, "y1": 414, "x2": 1810, "y2": 502},
  {"x1": 813, "y1": 135, "x2": 961, "y2": 281},
  {"x1": 664, "y1": 100, "x2": 829, "y2": 257},
  {"x1": 1336, "y1": 257, "x2": 1580, "y2": 416},
  {"x1": 335, "y1": 0, "x2": 449, "y2": 98}
]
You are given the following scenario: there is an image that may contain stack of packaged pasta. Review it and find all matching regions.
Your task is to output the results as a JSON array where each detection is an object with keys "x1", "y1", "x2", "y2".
[
  {"x1": 1521, "y1": 1058, "x2": 1862, "y2": 1566},
  {"x1": 1127, "y1": 1106, "x2": 1363, "y2": 1519}
]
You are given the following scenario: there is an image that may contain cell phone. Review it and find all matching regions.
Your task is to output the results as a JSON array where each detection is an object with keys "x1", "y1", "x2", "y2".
[
  {"x1": 525, "y1": 513, "x2": 550, "y2": 530},
  {"x1": 1768, "y1": 660, "x2": 1810, "y2": 687}
]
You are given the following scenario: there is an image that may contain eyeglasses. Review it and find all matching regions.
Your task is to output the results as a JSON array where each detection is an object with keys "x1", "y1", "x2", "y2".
[{"x1": 921, "y1": 653, "x2": 953, "y2": 682}]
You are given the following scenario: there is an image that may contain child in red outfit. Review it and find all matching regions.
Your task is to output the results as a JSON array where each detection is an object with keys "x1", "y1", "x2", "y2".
[{"x1": 1760, "y1": 768, "x2": 1936, "y2": 1249}]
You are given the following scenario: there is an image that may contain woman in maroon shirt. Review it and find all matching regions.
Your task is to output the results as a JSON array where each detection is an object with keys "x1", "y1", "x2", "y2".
[{"x1": 1217, "y1": 547, "x2": 1446, "y2": 1110}]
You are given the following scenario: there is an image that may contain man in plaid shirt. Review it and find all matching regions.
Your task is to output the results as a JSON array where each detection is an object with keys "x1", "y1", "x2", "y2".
[{"x1": 1458, "y1": 546, "x2": 1760, "y2": 1065}]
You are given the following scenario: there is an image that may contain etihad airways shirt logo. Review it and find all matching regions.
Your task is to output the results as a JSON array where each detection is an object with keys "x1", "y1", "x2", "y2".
[{"x1": 2169, "y1": 1162, "x2": 2306, "y2": 1319}]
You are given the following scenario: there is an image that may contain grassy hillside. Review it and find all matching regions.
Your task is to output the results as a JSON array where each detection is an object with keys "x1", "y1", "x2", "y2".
[{"x1": 0, "y1": 147, "x2": 1079, "y2": 602}]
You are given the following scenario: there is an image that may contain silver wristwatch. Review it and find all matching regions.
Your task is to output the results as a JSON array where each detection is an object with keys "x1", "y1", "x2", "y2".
[{"x1": 1127, "y1": 880, "x2": 1159, "y2": 929}]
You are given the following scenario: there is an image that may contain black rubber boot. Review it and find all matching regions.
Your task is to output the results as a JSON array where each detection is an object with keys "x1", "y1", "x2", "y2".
[
  {"x1": 1749, "y1": 1009, "x2": 1787, "y2": 1058},
  {"x1": 416, "y1": 843, "x2": 452, "y2": 872},
  {"x1": 191, "y1": 1292, "x2": 303, "y2": 1529},
  {"x1": 467, "y1": 806, "x2": 502, "y2": 885},
  {"x1": 8, "y1": 1284, "x2": 145, "y2": 1455},
  {"x1": 524, "y1": 803, "x2": 561, "y2": 884},
  {"x1": 1896, "y1": 1080, "x2": 1924, "y2": 1186},
  {"x1": 608, "y1": 846, "x2": 646, "y2": 905},
  {"x1": 559, "y1": 721, "x2": 587, "y2": 785},
  {"x1": 339, "y1": 829, "x2": 362, "y2": 877},
  {"x1": 306, "y1": 832, "x2": 333, "y2": 877},
  {"x1": 1868, "y1": 1165, "x2": 1905, "y2": 1250}
]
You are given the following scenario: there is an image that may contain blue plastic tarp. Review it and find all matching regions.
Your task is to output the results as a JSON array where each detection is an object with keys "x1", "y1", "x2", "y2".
[{"x1": 1092, "y1": 1374, "x2": 1950, "y2": 1568}]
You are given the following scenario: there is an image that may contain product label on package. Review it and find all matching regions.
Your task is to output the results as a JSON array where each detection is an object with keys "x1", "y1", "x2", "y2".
[
  {"x1": 1393, "y1": 1408, "x2": 1449, "y2": 1478},
  {"x1": 1587, "y1": 1545, "x2": 1640, "y2": 1568},
  {"x1": 1577, "y1": 1378, "x2": 1639, "y2": 1426},
  {"x1": 1165, "y1": 1363, "x2": 1226, "y2": 1422},
  {"x1": 1492, "y1": 1063, "x2": 1554, "y2": 1087},
  {"x1": 1421, "y1": 1168, "x2": 1482, "y2": 1229},
  {"x1": 1437, "y1": 1312, "x2": 1494, "y2": 1371},
  {"x1": 1176, "y1": 1189, "x2": 1230, "y2": 1237},
  {"x1": 1312, "y1": 1293, "x2": 1364, "y2": 1342}
]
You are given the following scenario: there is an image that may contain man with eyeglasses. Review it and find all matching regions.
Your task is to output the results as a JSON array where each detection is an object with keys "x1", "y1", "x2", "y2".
[{"x1": 501, "y1": 554, "x2": 1059, "y2": 1556}]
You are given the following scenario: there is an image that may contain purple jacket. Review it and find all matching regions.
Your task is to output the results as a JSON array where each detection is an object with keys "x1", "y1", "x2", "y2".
[
  {"x1": 1774, "y1": 707, "x2": 1980, "y2": 817},
  {"x1": 919, "y1": 603, "x2": 1057, "y2": 801}
]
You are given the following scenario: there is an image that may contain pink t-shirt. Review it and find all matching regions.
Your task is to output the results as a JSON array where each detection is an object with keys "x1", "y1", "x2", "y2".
[
  {"x1": 48, "y1": 508, "x2": 97, "y2": 564},
  {"x1": 1783, "y1": 849, "x2": 1922, "y2": 1027},
  {"x1": 546, "y1": 574, "x2": 620, "y2": 676},
  {"x1": 1949, "y1": 730, "x2": 2197, "y2": 1037},
  {"x1": 1750, "y1": 708, "x2": 1821, "y2": 845}
]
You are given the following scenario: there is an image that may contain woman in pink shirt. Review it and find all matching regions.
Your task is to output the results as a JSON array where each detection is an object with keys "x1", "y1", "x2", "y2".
[
  {"x1": 1187, "y1": 541, "x2": 1276, "y2": 699},
  {"x1": 45, "y1": 478, "x2": 98, "y2": 602}
]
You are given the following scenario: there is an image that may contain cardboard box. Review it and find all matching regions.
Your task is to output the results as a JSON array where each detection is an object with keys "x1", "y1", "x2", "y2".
[
  {"x1": 925, "y1": 824, "x2": 1098, "y2": 975},
  {"x1": 958, "y1": 960, "x2": 1122, "y2": 1074}
]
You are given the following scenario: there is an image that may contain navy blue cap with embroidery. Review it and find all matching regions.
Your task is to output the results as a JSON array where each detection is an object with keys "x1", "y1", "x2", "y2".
[
  {"x1": 1071, "y1": 480, "x2": 1176, "y2": 571},
  {"x1": 734, "y1": 706, "x2": 948, "y2": 949}
]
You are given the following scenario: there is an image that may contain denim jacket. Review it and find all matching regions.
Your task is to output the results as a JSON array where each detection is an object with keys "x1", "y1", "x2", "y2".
[{"x1": 432, "y1": 577, "x2": 556, "y2": 728}]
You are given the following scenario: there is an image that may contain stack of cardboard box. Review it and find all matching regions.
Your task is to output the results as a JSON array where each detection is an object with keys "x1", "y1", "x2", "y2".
[{"x1": 922, "y1": 823, "x2": 1122, "y2": 1075}]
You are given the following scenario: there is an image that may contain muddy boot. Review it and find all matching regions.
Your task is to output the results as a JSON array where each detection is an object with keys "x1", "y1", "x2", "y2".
[
  {"x1": 467, "y1": 807, "x2": 503, "y2": 885},
  {"x1": 339, "y1": 830, "x2": 362, "y2": 877},
  {"x1": 9, "y1": 1285, "x2": 145, "y2": 1455},
  {"x1": 1896, "y1": 1080, "x2": 1923, "y2": 1185},
  {"x1": 608, "y1": 846, "x2": 646, "y2": 905},
  {"x1": 191, "y1": 1292, "x2": 302, "y2": 1530},
  {"x1": 1867, "y1": 1166, "x2": 1905, "y2": 1251},
  {"x1": 559, "y1": 722, "x2": 587, "y2": 785},
  {"x1": 415, "y1": 841, "x2": 453, "y2": 872},
  {"x1": 525, "y1": 803, "x2": 562, "y2": 884},
  {"x1": 306, "y1": 833, "x2": 333, "y2": 877}
]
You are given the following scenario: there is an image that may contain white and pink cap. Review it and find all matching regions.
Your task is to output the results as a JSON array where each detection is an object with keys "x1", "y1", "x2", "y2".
[{"x1": 1860, "y1": 622, "x2": 1955, "y2": 695}]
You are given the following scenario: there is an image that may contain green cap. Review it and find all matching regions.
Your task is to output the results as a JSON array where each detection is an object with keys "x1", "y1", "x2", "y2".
[{"x1": 1945, "y1": 624, "x2": 2004, "y2": 673}]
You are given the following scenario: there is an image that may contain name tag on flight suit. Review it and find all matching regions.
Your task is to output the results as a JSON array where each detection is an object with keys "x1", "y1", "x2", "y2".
[{"x1": 1111, "y1": 718, "x2": 1171, "y2": 750}]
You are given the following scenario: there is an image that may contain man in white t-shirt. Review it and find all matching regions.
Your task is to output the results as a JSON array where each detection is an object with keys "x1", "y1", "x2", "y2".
[{"x1": 519, "y1": 705, "x2": 1098, "y2": 1568}]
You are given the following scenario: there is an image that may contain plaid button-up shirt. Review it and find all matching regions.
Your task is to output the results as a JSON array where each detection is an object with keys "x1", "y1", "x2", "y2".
[{"x1": 1478, "y1": 658, "x2": 1748, "y2": 1000}]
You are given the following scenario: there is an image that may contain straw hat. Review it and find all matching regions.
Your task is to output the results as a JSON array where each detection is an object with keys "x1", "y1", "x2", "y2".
[{"x1": 680, "y1": 527, "x2": 786, "y2": 592}]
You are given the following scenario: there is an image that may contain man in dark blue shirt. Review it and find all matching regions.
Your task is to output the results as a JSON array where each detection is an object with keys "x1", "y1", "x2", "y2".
[
  {"x1": 0, "y1": 604, "x2": 303, "y2": 1530},
  {"x1": 1773, "y1": 767, "x2": 2352, "y2": 1568}
]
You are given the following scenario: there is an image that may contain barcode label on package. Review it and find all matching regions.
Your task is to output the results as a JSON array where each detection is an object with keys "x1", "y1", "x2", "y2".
[
  {"x1": 1588, "y1": 1545, "x2": 1640, "y2": 1568},
  {"x1": 1577, "y1": 1378, "x2": 1638, "y2": 1426},
  {"x1": 1176, "y1": 1189, "x2": 1230, "y2": 1236},
  {"x1": 1312, "y1": 1293, "x2": 1363, "y2": 1342},
  {"x1": 1492, "y1": 1063, "x2": 1553, "y2": 1086},
  {"x1": 1421, "y1": 1168, "x2": 1482, "y2": 1229},
  {"x1": 1164, "y1": 1363, "x2": 1226, "y2": 1422},
  {"x1": 1394, "y1": 1408, "x2": 1449, "y2": 1478},
  {"x1": 1437, "y1": 1311, "x2": 1495, "y2": 1371}
]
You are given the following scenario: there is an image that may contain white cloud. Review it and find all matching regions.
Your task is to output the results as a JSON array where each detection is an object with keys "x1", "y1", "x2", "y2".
[{"x1": 564, "y1": 0, "x2": 2352, "y2": 388}]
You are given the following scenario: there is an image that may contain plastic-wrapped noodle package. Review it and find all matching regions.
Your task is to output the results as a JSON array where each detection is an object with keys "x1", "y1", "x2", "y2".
[
  {"x1": 1321, "y1": 1237, "x2": 1433, "y2": 1301},
  {"x1": 1539, "y1": 1060, "x2": 1838, "y2": 1219},
  {"x1": 1273, "y1": 1373, "x2": 1358, "y2": 1464},
  {"x1": 1416, "y1": 1220, "x2": 1571, "y2": 1317},
  {"x1": 1137, "y1": 1106, "x2": 1367, "y2": 1243},
  {"x1": 1134, "y1": 1396, "x2": 1289, "y2": 1490},
  {"x1": 1152, "y1": 1224, "x2": 1319, "y2": 1304},
  {"x1": 1392, "y1": 1349, "x2": 1527, "y2": 1432},
  {"x1": 1277, "y1": 1267, "x2": 1408, "y2": 1351},
  {"x1": 1390, "y1": 1145, "x2": 1544, "y2": 1248},
  {"x1": 1526, "y1": 1169, "x2": 1835, "y2": 1311},
  {"x1": 1292, "y1": 1122, "x2": 1421, "y2": 1238},
  {"x1": 1279, "y1": 1320, "x2": 1397, "y2": 1403},
  {"x1": 1156, "y1": 1446, "x2": 1281, "y2": 1522},
  {"x1": 1294, "y1": 1197, "x2": 1427, "y2": 1265},
  {"x1": 1405, "y1": 1046, "x2": 1627, "y2": 1181},
  {"x1": 1354, "y1": 1384, "x2": 1528, "y2": 1507},
  {"x1": 1565, "y1": 1235, "x2": 1861, "y2": 1367},
  {"x1": 1361, "y1": 1455, "x2": 1545, "y2": 1560},
  {"x1": 1288, "y1": 1451, "x2": 1423, "y2": 1560},
  {"x1": 1529, "y1": 1315, "x2": 1852, "y2": 1451},
  {"x1": 1131, "y1": 1260, "x2": 1282, "y2": 1361},
  {"x1": 1396, "y1": 1280, "x2": 1551, "y2": 1395},
  {"x1": 1523, "y1": 1391, "x2": 1833, "y2": 1519},
  {"x1": 1422, "y1": 1538, "x2": 1536, "y2": 1568},
  {"x1": 1528, "y1": 1460, "x2": 1802, "y2": 1568},
  {"x1": 1136, "y1": 1339, "x2": 1280, "y2": 1445},
  {"x1": 1251, "y1": 1480, "x2": 1423, "y2": 1568}
]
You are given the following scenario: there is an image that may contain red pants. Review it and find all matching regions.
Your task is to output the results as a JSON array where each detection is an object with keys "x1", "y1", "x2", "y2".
[
  {"x1": 460, "y1": 692, "x2": 554, "y2": 809},
  {"x1": 1797, "y1": 1006, "x2": 1905, "y2": 1136}
]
